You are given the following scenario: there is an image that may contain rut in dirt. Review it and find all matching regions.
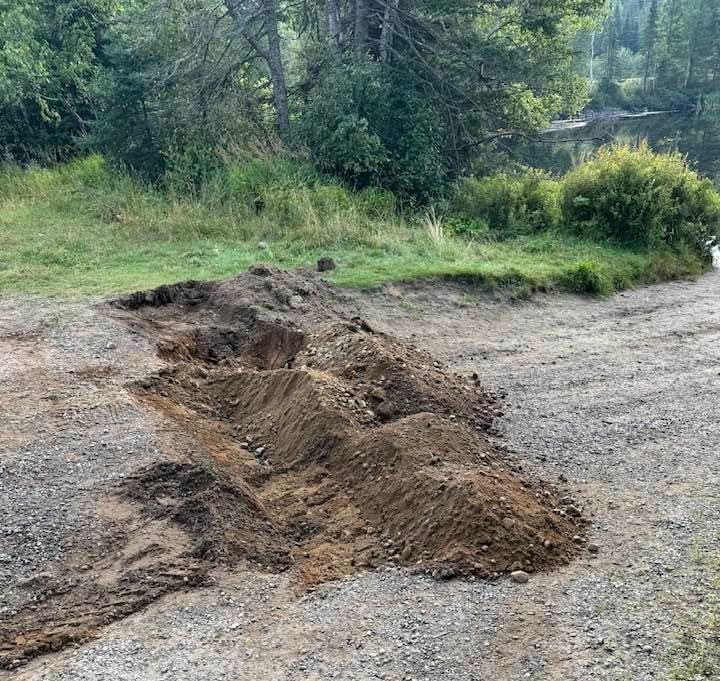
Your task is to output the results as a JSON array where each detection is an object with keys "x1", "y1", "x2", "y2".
[{"x1": 0, "y1": 266, "x2": 588, "y2": 670}]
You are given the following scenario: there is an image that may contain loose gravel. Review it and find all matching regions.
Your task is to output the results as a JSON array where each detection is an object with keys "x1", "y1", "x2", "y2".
[{"x1": 3, "y1": 269, "x2": 720, "y2": 680}]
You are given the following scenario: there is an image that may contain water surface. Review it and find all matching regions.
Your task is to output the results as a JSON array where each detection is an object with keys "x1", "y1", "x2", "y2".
[{"x1": 515, "y1": 112, "x2": 720, "y2": 183}]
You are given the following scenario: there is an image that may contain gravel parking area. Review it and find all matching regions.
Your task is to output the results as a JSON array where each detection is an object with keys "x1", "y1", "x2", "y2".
[{"x1": 3, "y1": 269, "x2": 720, "y2": 680}]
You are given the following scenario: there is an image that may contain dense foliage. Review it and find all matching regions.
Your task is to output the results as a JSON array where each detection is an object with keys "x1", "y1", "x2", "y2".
[
  {"x1": 0, "y1": 0, "x2": 113, "y2": 163},
  {"x1": 0, "y1": 0, "x2": 604, "y2": 198},
  {"x1": 2, "y1": 0, "x2": 718, "y2": 223},
  {"x1": 450, "y1": 171, "x2": 562, "y2": 237},
  {"x1": 452, "y1": 145, "x2": 720, "y2": 262},
  {"x1": 581, "y1": 0, "x2": 720, "y2": 109},
  {"x1": 562, "y1": 144, "x2": 720, "y2": 256}
]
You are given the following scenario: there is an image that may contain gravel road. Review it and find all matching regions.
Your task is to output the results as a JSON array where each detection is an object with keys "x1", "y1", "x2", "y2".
[{"x1": 3, "y1": 269, "x2": 720, "y2": 680}]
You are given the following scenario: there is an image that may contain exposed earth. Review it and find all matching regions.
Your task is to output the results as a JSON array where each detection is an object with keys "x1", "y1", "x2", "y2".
[{"x1": 1, "y1": 265, "x2": 719, "y2": 680}]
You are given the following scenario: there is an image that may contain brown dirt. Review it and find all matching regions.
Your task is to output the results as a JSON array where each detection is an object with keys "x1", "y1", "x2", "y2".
[
  {"x1": 0, "y1": 266, "x2": 586, "y2": 670},
  {"x1": 121, "y1": 267, "x2": 585, "y2": 584},
  {"x1": 0, "y1": 502, "x2": 206, "y2": 669}
]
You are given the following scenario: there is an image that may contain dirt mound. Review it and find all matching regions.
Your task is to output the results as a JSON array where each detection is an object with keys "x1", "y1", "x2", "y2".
[
  {"x1": 293, "y1": 321, "x2": 499, "y2": 427},
  {"x1": 1, "y1": 266, "x2": 587, "y2": 669},
  {"x1": 120, "y1": 461, "x2": 292, "y2": 567},
  {"x1": 113, "y1": 265, "x2": 345, "y2": 325},
  {"x1": 120, "y1": 268, "x2": 586, "y2": 583}
]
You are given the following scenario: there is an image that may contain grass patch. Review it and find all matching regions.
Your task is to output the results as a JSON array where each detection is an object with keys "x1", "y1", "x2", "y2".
[
  {"x1": 0, "y1": 157, "x2": 710, "y2": 297},
  {"x1": 667, "y1": 550, "x2": 720, "y2": 680}
]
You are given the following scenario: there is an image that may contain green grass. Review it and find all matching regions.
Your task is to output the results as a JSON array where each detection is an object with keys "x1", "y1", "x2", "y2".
[
  {"x1": 0, "y1": 157, "x2": 710, "y2": 297},
  {"x1": 666, "y1": 549, "x2": 720, "y2": 680}
]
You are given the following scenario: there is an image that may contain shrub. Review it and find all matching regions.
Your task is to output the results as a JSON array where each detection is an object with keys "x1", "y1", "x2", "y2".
[
  {"x1": 559, "y1": 261, "x2": 612, "y2": 295},
  {"x1": 225, "y1": 158, "x2": 320, "y2": 204},
  {"x1": 588, "y1": 81, "x2": 627, "y2": 110},
  {"x1": 450, "y1": 170, "x2": 562, "y2": 237},
  {"x1": 297, "y1": 60, "x2": 448, "y2": 202},
  {"x1": 561, "y1": 144, "x2": 720, "y2": 260}
]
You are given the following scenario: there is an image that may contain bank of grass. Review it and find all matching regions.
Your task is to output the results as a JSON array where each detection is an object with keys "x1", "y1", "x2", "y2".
[{"x1": 0, "y1": 156, "x2": 710, "y2": 297}]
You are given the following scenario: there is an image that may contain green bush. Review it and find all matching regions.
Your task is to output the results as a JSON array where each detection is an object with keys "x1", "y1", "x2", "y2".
[
  {"x1": 297, "y1": 60, "x2": 448, "y2": 202},
  {"x1": 561, "y1": 144, "x2": 720, "y2": 260},
  {"x1": 450, "y1": 171, "x2": 562, "y2": 237},
  {"x1": 225, "y1": 158, "x2": 319, "y2": 202},
  {"x1": 559, "y1": 261, "x2": 612, "y2": 295}
]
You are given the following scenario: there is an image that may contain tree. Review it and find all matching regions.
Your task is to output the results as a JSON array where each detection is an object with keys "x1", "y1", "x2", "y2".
[
  {"x1": 296, "y1": 0, "x2": 604, "y2": 197},
  {"x1": 223, "y1": 0, "x2": 290, "y2": 142},
  {"x1": 601, "y1": 0, "x2": 621, "y2": 91},
  {"x1": 1, "y1": 0, "x2": 609, "y2": 199},
  {"x1": 643, "y1": 0, "x2": 658, "y2": 94},
  {"x1": 0, "y1": 0, "x2": 113, "y2": 162}
]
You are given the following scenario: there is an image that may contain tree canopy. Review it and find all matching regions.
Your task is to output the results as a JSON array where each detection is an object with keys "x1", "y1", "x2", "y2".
[
  {"x1": 585, "y1": 0, "x2": 720, "y2": 108},
  {"x1": 4, "y1": 0, "x2": 716, "y2": 199}
]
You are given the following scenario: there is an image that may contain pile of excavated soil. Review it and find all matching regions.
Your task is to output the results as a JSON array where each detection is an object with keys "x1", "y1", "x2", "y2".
[
  {"x1": 120, "y1": 266, "x2": 586, "y2": 583},
  {"x1": 0, "y1": 266, "x2": 587, "y2": 669}
]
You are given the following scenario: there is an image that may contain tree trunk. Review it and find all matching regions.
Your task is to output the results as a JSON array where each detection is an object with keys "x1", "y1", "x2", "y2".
[
  {"x1": 354, "y1": 0, "x2": 368, "y2": 56},
  {"x1": 327, "y1": 0, "x2": 341, "y2": 45},
  {"x1": 685, "y1": 50, "x2": 696, "y2": 89},
  {"x1": 642, "y1": 0, "x2": 658, "y2": 94},
  {"x1": 379, "y1": 0, "x2": 399, "y2": 62},
  {"x1": 262, "y1": 0, "x2": 290, "y2": 142},
  {"x1": 224, "y1": 0, "x2": 290, "y2": 143},
  {"x1": 603, "y1": 3, "x2": 619, "y2": 89}
]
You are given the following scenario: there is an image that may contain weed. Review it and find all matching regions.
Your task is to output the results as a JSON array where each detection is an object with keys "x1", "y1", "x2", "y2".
[{"x1": 423, "y1": 207, "x2": 444, "y2": 247}]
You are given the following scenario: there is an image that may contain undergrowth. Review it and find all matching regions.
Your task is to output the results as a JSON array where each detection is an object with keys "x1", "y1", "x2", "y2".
[{"x1": 0, "y1": 154, "x2": 712, "y2": 297}]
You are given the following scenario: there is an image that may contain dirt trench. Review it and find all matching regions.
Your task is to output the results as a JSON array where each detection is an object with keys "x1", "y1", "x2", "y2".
[{"x1": 0, "y1": 266, "x2": 587, "y2": 669}]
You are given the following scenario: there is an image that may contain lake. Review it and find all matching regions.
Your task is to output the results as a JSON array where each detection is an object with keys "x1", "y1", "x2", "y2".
[{"x1": 514, "y1": 112, "x2": 720, "y2": 184}]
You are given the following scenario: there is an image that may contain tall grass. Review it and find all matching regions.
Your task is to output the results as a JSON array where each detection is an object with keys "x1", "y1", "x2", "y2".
[{"x1": 0, "y1": 154, "x2": 711, "y2": 296}]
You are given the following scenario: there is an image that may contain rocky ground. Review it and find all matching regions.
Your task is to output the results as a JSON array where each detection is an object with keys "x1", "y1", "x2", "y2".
[{"x1": 2, "y1": 268, "x2": 720, "y2": 680}]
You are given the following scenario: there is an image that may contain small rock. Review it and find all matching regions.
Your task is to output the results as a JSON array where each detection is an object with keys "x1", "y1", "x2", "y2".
[
  {"x1": 376, "y1": 401, "x2": 396, "y2": 420},
  {"x1": 587, "y1": 543, "x2": 600, "y2": 553},
  {"x1": 510, "y1": 570, "x2": 530, "y2": 584},
  {"x1": 369, "y1": 387, "x2": 387, "y2": 402},
  {"x1": 502, "y1": 517, "x2": 515, "y2": 530},
  {"x1": 317, "y1": 257, "x2": 336, "y2": 272}
]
